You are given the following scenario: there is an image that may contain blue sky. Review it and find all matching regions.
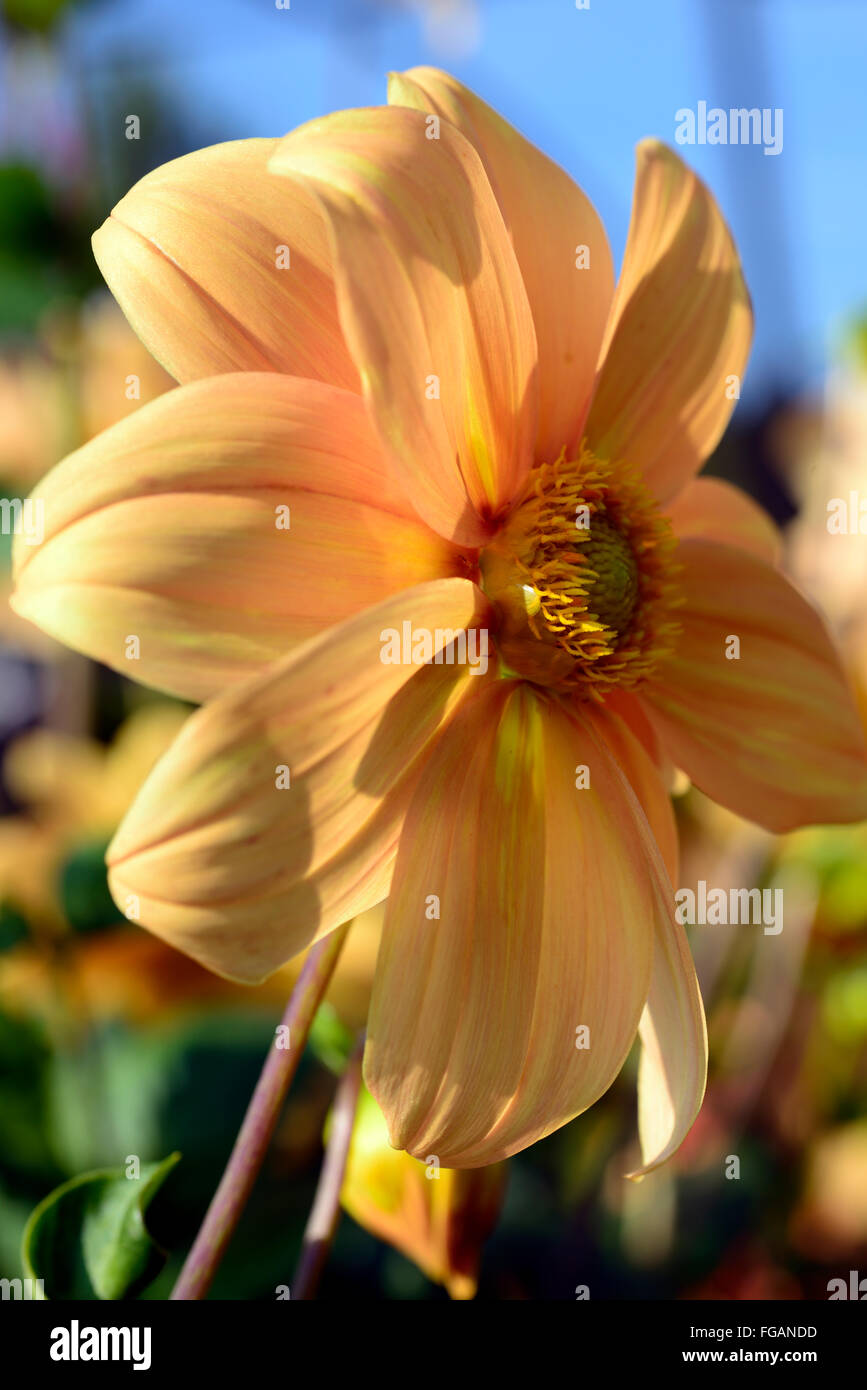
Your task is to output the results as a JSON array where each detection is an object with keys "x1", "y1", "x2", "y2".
[{"x1": 45, "y1": 0, "x2": 867, "y2": 411}]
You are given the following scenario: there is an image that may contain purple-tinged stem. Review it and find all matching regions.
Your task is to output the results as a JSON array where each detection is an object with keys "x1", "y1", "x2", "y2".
[
  {"x1": 291, "y1": 1033, "x2": 365, "y2": 1300},
  {"x1": 170, "y1": 923, "x2": 352, "y2": 1301}
]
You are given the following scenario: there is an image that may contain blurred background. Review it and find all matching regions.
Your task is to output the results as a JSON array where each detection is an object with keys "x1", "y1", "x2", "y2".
[{"x1": 0, "y1": 0, "x2": 865, "y2": 1300}]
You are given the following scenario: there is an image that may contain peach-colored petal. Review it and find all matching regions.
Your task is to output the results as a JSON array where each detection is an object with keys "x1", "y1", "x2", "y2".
[
  {"x1": 585, "y1": 700, "x2": 678, "y2": 884},
  {"x1": 106, "y1": 580, "x2": 491, "y2": 983},
  {"x1": 12, "y1": 374, "x2": 466, "y2": 702},
  {"x1": 629, "y1": 905, "x2": 707, "y2": 1179},
  {"x1": 365, "y1": 682, "x2": 663, "y2": 1167},
  {"x1": 644, "y1": 541, "x2": 867, "y2": 831},
  {"x1": 270, "y1": 106, "x2": 538, "y2": 547},
  {"x1": 667, "y1": 476, "x2": 780, "y2": 564},
  {"x1": 92, "y1": 139, "x2": 359, "y2": 390},
  {"x1": 603, "y1": 689, "x2": 673, "y2": 782},
  {"x1": 583, "y1": 702, "x2": 706, "y2": 1176},
  {"x1": 388, "y1": 66, "x2": 613, "y2": 461},
  {"x1": 584, "y1": 141, "x2": 752, "y2": 504}
]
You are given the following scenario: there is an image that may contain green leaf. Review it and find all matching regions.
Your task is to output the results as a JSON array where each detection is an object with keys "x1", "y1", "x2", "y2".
[
  {"x1": 2, "y1": 0, "x2": 73, "y2": 36},
  {"x1": 0, "y1": 900, "x2": 29, "y2": 952},
  {"x1": 308, "y1": 1002, "x2": 354, "y2": 1075},
  {"x1": 0, "y1": 1010, "x2": 59, "y2": 1184},
  {"x1": 21, "y1": 1151, "x2": 180, "y2": 1300},
  {"x1": 59, "y1": 838, "x2": 122, "y2": 935}
]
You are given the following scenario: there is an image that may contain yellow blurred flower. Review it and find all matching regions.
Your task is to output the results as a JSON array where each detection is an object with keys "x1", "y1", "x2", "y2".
[
  {"x1": 792, "y1": 1121, "x2": 867, "y2": 1257},
  {"x1": 0, "y1": 706, "x2": 377, "y2": 1023},
  {"x1": 340, "y1": 1084, "x2": 506, "y2": 1299},
  {"x1": 0, "y1": 703, "x2": 382, "y2": 1025},
  {"x1": 0, "y1": 352, "x2": 68, "y2": 490},
  {"x1": 4, "y1": 702, "x2": 190, "y2": 839},
  {"x1": 0, "y1": 294, "x2": 173, "y2": 492},
  {"x1": 0, "y1": 702, "x2": 188, "y2": 933}
]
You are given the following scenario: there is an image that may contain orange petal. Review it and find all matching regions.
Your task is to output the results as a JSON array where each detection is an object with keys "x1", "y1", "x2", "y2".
[
  {"x1": 584, "y1": 141, "x2": 752, "y2": 503},
  {"x1": 92, "y1": 139, "x2": 359, "y2": 390},
  {"x1": 270, "y1": 106, "x2": 538, "y2": 547},
  {"x1": 365, "y1": 682, "x2": 663, "y2": 1167},
  {"x1": 106, "y1": 579, "x2": 491, "y2": 983},
  {"x1": 667, "y1": 476, "x2": 780, "y2": 564},
  {"x1": 388, "y1": 66, "x2": 613, "y2": 461},
  {"x1": 11, "y1": 374, "x2": 465, "y2": 702},
  {"x1": 644, "y1": 541, "x2": 867, "y2": 831}
]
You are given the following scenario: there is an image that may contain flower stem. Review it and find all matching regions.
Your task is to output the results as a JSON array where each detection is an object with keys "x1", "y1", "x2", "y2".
[
  {"x1": 292, "y1": 1032, "x2": 365, "y2": 1300},
  {"x1": 170, "y1": 923, "x2": 352, "y2": 1301}
]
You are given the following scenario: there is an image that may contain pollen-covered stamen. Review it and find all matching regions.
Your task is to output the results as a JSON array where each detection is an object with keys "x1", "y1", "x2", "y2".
[{"x1": 481, "y1": 446, "x2": 682, "y2": 696}]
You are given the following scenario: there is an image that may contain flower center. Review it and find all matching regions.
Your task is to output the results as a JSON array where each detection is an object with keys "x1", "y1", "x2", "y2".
[
  {"x1": 480, "y1": 446, "x2": 682, "y2": 696},
  {"x1": 554, "y1": 514, "x2": 640, "y2": 640}
]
